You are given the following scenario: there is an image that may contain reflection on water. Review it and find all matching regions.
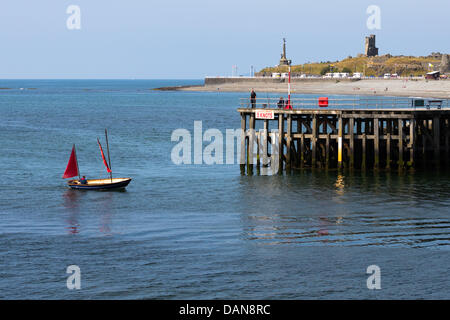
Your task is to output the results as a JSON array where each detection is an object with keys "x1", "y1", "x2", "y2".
[
  {"x1": 239, "y1": 170, "x2": 450, "y2": 249},
  {"x1": 334, "y1": 174, "x2": 345, "y2": 194},
  {"x1": 97, "y1": 191, "x2": 114, "y2": 236},
  {"x1": 61, "y1": 188, "x2": 127, "y2": 235},
  {"x1": 62, "y1": 189, "x2": 80, "y2": 234}
]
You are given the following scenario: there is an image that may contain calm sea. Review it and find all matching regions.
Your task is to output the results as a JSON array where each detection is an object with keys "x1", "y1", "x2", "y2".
[{"x1": 0, "y1": 79, "x2": 449, "y2": 299}]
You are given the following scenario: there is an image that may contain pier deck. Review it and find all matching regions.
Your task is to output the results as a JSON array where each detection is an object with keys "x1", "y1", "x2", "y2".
[{"x1": 237, "y1": 98, "x2": 450, "y2": 173}]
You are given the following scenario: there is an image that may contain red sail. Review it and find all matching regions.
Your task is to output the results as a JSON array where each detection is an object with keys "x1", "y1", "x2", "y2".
[
  {"x1": 97, "y1": 138, "x2": 112, "y2": 173},
  {"x1": 62, "y1": 145, "x2": 79, "y2": 179}
]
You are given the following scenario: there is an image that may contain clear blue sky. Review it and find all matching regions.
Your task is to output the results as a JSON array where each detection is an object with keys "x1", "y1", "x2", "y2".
[{"x1": 0, "y1": 0, "x2": 448, "y2": 79}]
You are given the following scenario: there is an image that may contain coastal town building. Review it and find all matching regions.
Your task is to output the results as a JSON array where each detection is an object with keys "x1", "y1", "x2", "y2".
[
  {"x1": 426, "y1": 71, "x2": 441, "y2": 80},
  {"x1": 430, "y1": 52, "x2": 443, "y2": 59}
]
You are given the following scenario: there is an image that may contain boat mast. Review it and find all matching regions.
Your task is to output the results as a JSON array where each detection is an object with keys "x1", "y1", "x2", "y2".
[
  {"x1": 74, "y1": 144, "x2": 81, "y2": 180},
  {"x1": 105, "y1": 129, "x2": 113, "y2": 182}
]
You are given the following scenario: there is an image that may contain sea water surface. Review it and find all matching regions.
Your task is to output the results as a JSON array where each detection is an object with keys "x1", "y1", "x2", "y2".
[{"x1": 0, "y1": 80, "x2": 449, "y2": 299}]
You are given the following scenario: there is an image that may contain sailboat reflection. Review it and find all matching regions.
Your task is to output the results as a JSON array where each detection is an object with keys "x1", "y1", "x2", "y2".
[
  {"x1": 62, "y1": 189, "x2": 119, "y2": 235},
  {"x1": 98, "y1": 192, "x2": 114, "y2": 235},
  {"x1": 62, "y1": 189, "x2": 81, "y2": 234}
]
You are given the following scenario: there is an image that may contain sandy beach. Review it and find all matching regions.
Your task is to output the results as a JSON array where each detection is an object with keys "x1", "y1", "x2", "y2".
[{"x1": 165, "y1": 78, "x2": 450, "y2": 99}]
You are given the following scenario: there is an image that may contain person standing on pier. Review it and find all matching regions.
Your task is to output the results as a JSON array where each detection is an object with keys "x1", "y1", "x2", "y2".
[
  {"x1": 277, "y1": 97, "x2": 285, "y2": 109},
  {"x1": 250, "y1": 89, "x2": 256, "y2": 108}
]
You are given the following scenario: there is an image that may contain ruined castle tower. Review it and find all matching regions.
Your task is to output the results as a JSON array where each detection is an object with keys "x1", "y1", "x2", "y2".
[
  {"x1": 365, "y1": 35, "x2": 379, "y2": 57},
  {"x1": 440, "y1": 54, "x2": 450, "y2": 73}
]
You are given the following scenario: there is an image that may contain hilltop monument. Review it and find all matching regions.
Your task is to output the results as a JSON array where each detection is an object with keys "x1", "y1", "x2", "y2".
[
  {"x1": 279, "y1": 38, "x2": 290, "y2": 66},
  {"x1": 365, "y1": 34, "x2": 379, "y2": 57}
]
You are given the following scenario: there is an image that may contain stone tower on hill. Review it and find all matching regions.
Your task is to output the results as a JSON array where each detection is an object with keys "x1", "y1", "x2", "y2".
[
  {"x1": 365, "y1": 35, "x2": 379, "y2": 57},
  {"x1": 440, "y1": 54, "x2": 450, "y2": 73}
]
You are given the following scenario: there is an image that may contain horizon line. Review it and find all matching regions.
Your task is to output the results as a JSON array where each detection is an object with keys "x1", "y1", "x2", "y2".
[{"x1": 0, "y1": 78, "x2": 205, "y2": 80}]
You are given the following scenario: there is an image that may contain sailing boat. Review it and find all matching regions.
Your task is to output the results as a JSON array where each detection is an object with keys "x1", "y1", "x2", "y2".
[{"x1": 62, "y1": 129, "x2": 132, "y2": 190}]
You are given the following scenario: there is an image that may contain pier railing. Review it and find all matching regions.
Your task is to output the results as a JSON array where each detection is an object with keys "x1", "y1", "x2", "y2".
[{"x1": 240, "y1": 97, "x2": 450, "y2": 110}]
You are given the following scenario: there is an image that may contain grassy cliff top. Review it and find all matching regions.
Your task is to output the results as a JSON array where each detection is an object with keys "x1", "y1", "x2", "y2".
[{"x1": 258, "y1": 55, "x2": 441, "y2": 77}]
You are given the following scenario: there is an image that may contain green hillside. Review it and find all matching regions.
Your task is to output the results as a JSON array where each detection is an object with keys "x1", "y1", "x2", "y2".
[{"x1": 258, "y1": 55, "x2": 441, "y2": 77}]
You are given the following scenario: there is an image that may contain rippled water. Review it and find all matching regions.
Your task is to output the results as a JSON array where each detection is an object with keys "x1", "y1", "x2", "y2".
[{"x1": 0, "y1": 80, "x2": 449, "y2": 299}]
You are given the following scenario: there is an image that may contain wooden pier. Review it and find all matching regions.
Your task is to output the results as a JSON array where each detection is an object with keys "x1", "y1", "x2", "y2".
[{"x1": 238, "y1": 98, "x2": 450, "y2": 174}]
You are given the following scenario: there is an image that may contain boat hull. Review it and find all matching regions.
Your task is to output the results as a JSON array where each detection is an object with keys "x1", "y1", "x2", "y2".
[{"x1": 67, "y1": 178, "x2": 132, "y2": 190}]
